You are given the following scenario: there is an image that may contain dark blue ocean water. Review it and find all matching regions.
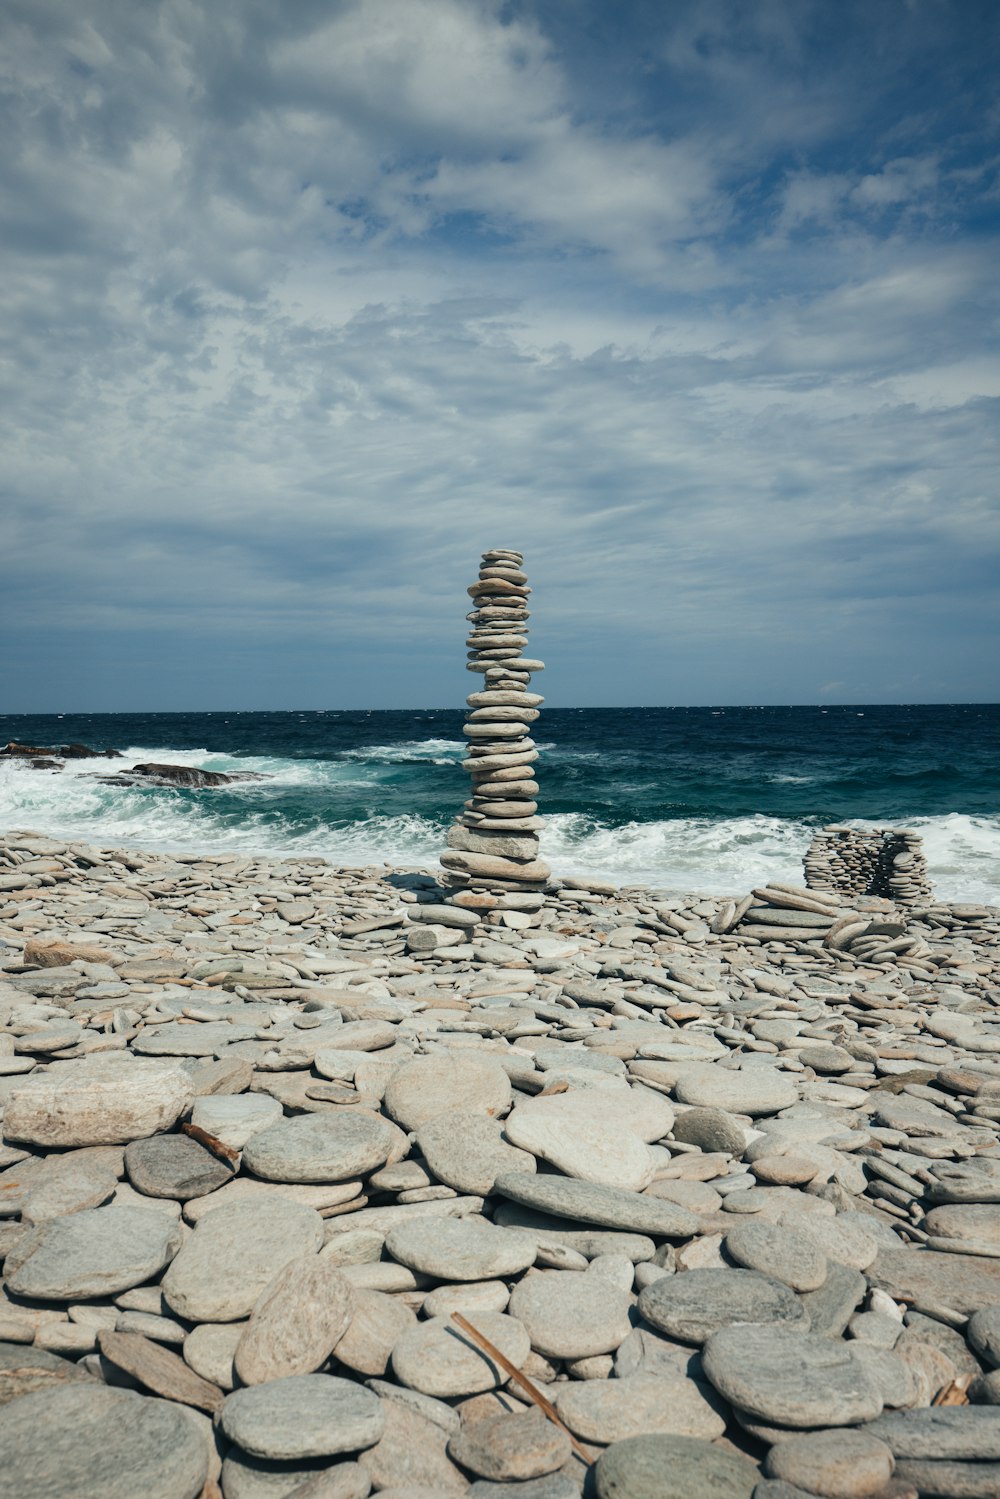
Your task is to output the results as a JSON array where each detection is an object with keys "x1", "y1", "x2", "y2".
[{"x1": 2, "y1": 705, "x2": 998, "y2": 900}]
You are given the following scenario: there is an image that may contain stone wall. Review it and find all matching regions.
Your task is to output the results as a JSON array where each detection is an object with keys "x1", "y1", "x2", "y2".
[{"x1": 803, "y1": 825, "x2": 932, "y2": 906}]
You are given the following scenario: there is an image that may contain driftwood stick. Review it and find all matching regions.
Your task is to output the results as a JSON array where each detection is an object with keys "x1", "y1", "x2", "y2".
[
  {"x1": 180, "y1": 1121, "x2": 240, "y2": 1167},
  {"x1": 450, "y1": 1311, "x2": 594, "y2": 1465}
]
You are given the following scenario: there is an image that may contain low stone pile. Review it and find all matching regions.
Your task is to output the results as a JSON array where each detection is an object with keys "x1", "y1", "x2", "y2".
[
  {"x1": 805, "y1": 827, "x2": 933, "y2": 907},
  {"x1": 721, "y1": 884, "x2": 941, "y2": 976},
  {"x1": 0, "y1": 831, "x2": 999, "y2": 1498}
]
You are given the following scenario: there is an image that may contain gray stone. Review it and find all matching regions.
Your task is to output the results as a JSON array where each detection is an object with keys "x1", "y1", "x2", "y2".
[
  {"x1": 868, "y1": 1248, "x2": 1000, "y2": 1316},
  {"x1": 20, "y1": 1154, "x2": 119, "y2": 1225},
  {"x1": 448, "y1": 1407, "x2": 570, "y2": 1481},
  {"x1": 0, "y1": 1341, "x2": 94, "y2": 1405},
  {"x1": 221, "y1": 1452, "x2": 370, "y2": 1499},
  {"x1": 189, "y1": 1093, "x2": 283, "y2": 1150},
  {"x1": 969, "y1": 1308, "x2": 1000, "y2": 1369},
  {"x1": 221, "y1": 1374, "x2": 385, "y2": 1460},
  {"x1": 0, "y1": 1382, "x2": 209, "y2": 1498},
  {"x1": 672, "y1": 1065, "x2": 798, "y2": 1116},
  {"x1": 383, "y1": 1054, "x2": 512, "y2": 1131},
  {"x1": 892, "y1": 1457, "x2": 1000, "y2": 1497},
  {"x1": 124, "y1": 1132, "x2": 233, "y2": 1199},
  {"x1": 386, "y1": 1217, "x2": 537, "y2": 1282},
  {"x1": 242, "y1": 1113, "x2": 398, "y2": 1183},
  {"x1": 468, "y1": 1477, "x2": 577, "y2": 1499},
  {"x1": 2, "y1": 1055, "x2": 193, "y2": 1146},
  {"x1": 330, "y1": 1289, "x2": 416, "y2": 1377},
  {"x1": 764, "y1": 1429, "x2": 895, "y2": 1497},
  {"x1": 504, "y1": 1091, "x2": 658, "y2": 1191},
  {"x1": 96, "y1": 1329, "x2": 223, "y2": 1413},
  {"x1": 798, "y1": 1260, "x2": 867, "y2": 1337},
  {"x1": 866, "y1": 1407, "x2": 1000, "y2": 1459},
  {"x1": 183, "y1": 1321, "x2": 243, "y2": 1391},
  {"x1": 671, "y1": 1106, "x2": 747, "y2": 1155},
  {"x1": 595, "y1": 1433, "x2": 759, "y2": 1499},
  {"x1": 162, "y1": 1199, "x2": 324, "y2": 1321},
  {"x1": 391, "y1": 1312, "x2": 531, "y2": 1396},
  {"x1": 358, "y1": 1394, "x2": 467, "y2": 1493},
  {"x1": 554, "y1": 1370, "x2": 726, "y2": 1443},
  {"x1": 724, "y1": 1221, "x2": 829, "y2": 1292},
  {"x1": 235, "y1": 1255, "x2": 355, "y2": 1385},
  {"x1": 5, "y1": 1206, "x2": 181, "y2": 1300},
  {"x1": 702, "y1": 1324, "x2": 884, "y2": 1428},
  {"x1": 493, "y1": 1171, "x2": 699, "y2": 1237},
  {"x1": 508, "y1": 1267, "x2": 632, "y2": 1359},
  {"x1": 638, "y1": 1268, "x2": 807, "y2": 1344},
  {"x1": 417, "y1": 1111, "x2": 536, "y2": 1195}
]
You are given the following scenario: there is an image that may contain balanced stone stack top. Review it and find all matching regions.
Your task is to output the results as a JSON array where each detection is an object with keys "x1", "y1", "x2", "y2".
[{"x1": 438, "y1": 550, "x2": 550, "y2": 908}]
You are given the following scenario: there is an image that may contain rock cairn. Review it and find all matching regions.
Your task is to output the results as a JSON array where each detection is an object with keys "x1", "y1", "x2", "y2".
[
  {"x1": 438, "y1": 548, "x2": 549, "y2": 910},
  {"x1": 2, "y1": 833, "x2": 1000, "y2": 1498},
  {"x1": 721, "y1": 882, "x2": 939, "y2": 969},
  {"x1": 805, "y1": 826, "x2": 933, "y2": 906}
]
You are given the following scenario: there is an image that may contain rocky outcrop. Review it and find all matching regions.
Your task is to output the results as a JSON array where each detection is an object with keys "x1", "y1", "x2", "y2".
[
  {"x1": 127, "y1": 763, "x2": 234, "y2": 788},
  {"x1": 1, "y1": 742, "x2": 120, "y2": 760}
]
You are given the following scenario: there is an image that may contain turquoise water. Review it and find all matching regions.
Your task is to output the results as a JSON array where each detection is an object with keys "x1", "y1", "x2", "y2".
[{"x1": 2, "y1": 705, "x2": 998, "y2": 900}]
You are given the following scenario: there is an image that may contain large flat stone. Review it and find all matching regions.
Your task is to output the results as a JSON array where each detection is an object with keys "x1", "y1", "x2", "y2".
[
  {"x1": 221, "y1": 1374, "x2": 385, "y2": 1460},
  {"x1": 162, "y1": 1199, "x2": 324, "y2": 1321},
  {"x1": 638, "y1": 1267, "x2": 807, "y2": 1344},
  {"x1": 493, "y1": 1171, "x2": 699, "y2": 1237},
  {"x1": 0, "y1": 1383, "x2": 209, "y2": 1499},
  {"x1": 868, "y1": 1247, "x2": 1000, "y2": 1315},
  {"x1": 702, "y1": 1324, "x2": 883, "y2": 1429},
  {"x1": 595, "y1": 1433, "x2": 759, "y2": 1499},
  {"x1": 3, "y1": 1055, "x2": 192, "y2": 1146},
  {"x1": 242, "y1": 1112, "x2": 398, "y2": 1183},
  {"x1": 5, "y1": 1206, "x2": 182, "y2": 1301}
]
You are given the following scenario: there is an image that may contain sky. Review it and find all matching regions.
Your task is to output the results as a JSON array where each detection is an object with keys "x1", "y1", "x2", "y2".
[{"x1": 1, "y1": 0, "x2": 998, "y2": 712}]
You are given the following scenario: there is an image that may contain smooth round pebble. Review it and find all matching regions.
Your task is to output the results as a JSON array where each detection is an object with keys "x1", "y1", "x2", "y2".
[
  {"x1": 242, "y1": 1113, "x2": 398, "y2": 1183},
  {"x1": 765, "y1": 1428, "x2": 895, "y2": 1497},
  {"x1": 554, "y1": 1371, "x2": 726, "y2": 1443},
  {"x1": 595, "y1": 1433, "x2": 759, "y2": 1499},
  {"x1": 638, "y1": 1267, "x2": 807, "y2": 1344},
  {"x1": 124, "y1": 1133, "x2": 233, "y2": 1200},
  {"x1": 331, "y1": 1289, "x2": 417, "y2": 1376},
  {"x1": 702, "y1": 1324, "x2": 884, "y2": 1428},
  {"x1": 391, "y1": 1313, "x2": 530, "y2": 1396},
  {"x1": 235, "y1": 1255, "x2": 355, "y2": 1384},
  {"x1": 509, "y1": 1268, "x2": 632, "y2": 1359},
  {"x1": 221, "y1": 1374, "x2": 385, "y2": 1460},
  {"x1": 447, "y1": 1407, "x2": 570, "y2": 1481},
  {"x1": 162, "y1": 1199, "x2": 324, "y2": 1322},
  {"x1": 672, "y1": 1066, "x2": 798, "y2": 1117},
  {"x1": 383, "y1": 1055, "x2": 512, "y2": 1132},
  {"x1": 724, "y1": 1221, "x2": 829, "y2": 1292},
  {"x1": 385, "y1": 1217, "x2": 537, "y2": 1282}
]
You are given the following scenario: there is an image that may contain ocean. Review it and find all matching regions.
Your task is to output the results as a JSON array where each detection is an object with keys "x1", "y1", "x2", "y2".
[{"x1": 1, "y1": 706, "x2": 998, "y2": 903}]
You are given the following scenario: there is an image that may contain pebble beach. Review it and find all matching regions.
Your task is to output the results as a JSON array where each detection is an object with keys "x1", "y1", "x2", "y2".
[{"x1": 1, "y1": 828, "x2": 999, "y2": 1499}]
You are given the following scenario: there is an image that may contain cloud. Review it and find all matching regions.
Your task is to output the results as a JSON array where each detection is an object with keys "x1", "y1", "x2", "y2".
[{"x1": 0, "y1": 0, "x2": 998, "y2": 709}]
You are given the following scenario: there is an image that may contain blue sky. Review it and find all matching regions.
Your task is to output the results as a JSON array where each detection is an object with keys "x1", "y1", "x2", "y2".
[{"x1": 1, "y1": 0, "x2": 998, "y2": 711}]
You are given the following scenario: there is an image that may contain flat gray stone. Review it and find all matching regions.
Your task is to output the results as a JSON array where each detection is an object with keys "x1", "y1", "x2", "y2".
[
  {"x1": 0, "y1": 1341, "x2": 94, "y2": 1405},
  {"x1": 969, "y1": 1308, "x2": 1000, "y2": 1369},
  {"x1": 331, "y1": 1288, "x2": 416, "y2": 1377},
  {"x1": 893, "y1": 1456, "x2": 1000, "y2": 1497},
  {"x1": 385, "y1": 1217, "x2": 537, "y2": 1282},
  {"x1": 189, "y1": 1093, "x2": 283, "y2": 1151},
  {"x1": 134, "y1": 1020, "x2": 257, "y2": 1055},
  {"x1": 724, "y1": 1221, "x2": 829, "y2": 1292},
  {"x1": 798, "y1": 1260, "x2": 866, "y2": 1337},
  {"x1": 868, "y1": 1247, "x2": 1000, "y2": 1316},
  {"x1": 448, "y1": 1407, "x2": 570, "y2": 1481},
  {"x1": 469, "y1": 1476, "x2": 578, "y2": 1499},
  {"x1": 234, "y1": 1255, "x2": 355, "y2": 1384},
  {"x1": 242, "y1": 1113, "x2": 398, "y2": 1183},
  {"x1": 124, "y1": 1132, "x2": 233, "y2": 1199},
  {"x1": 638, "y1": 1268, "x2": 807, "y2": 1344},
  {"x1": 417, "y1": 1110, "x2": 536, "y2": 1195},
  {"x1": 383, "y1": 1054, "x2": 512, "y2": 1131},
  {"x1": 554, "y1": 1370, "x2": 726, "y2": 1443},
  {"x1": 220, "y1": 1452, "x2": 369, "y2": 1499},
  {"x1": 672, "y1": 1106, "x2": 747, "y2": 1155},
  {"x1": 595, "y1": 1433, "x2": 759, "y2": 1499},
  {"x1": 866, "y1": 1407, "x2": 1000, "y2": 1459},
  {"x1": 3, "y1": 1055, "x2": 193, "y2": 1146},
  {"x1": 492, "y1": 1200, "x2": 656, "y2": 1260},
  {"x1": 493, "y1": 1171, "x2": 699, "y2": 1237},
  {"x1": 162, "y1": 1199, "x2": 324, "y2": 1321},
  {"x1": 0, "y1": 1383, "x2": 209, "y2": 1498},
  {"x1": 5, "y1": 1206, "x2": 181, "y2": 1300},
  {"x1": 358, "y1": 1393, "x2": 467, "y2": 1493},
  {"x1": 508, "y1": 1267, "x2": 632, "y2": 1359},
  {"x1": 765, "y1": 1428, "x2": 895, "y2": 1497},
  {"x1": 221, "y1": 1374, "x2": 385, "y2": 1460},
  {"x1": 702, "y1": 1324, "x2": 884, "y2": 1428},
  {"x1": 672, "y1": 1065, "x2": 798, "y2": 1117}
]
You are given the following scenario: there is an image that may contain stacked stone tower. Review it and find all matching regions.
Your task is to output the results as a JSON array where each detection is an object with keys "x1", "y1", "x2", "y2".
[
  {"x1": 438, "y1": 549, "x2": 550, "y2": 908},
  {"x1": 804, "y1": 825, "x2": 932, "y2": 907}
]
